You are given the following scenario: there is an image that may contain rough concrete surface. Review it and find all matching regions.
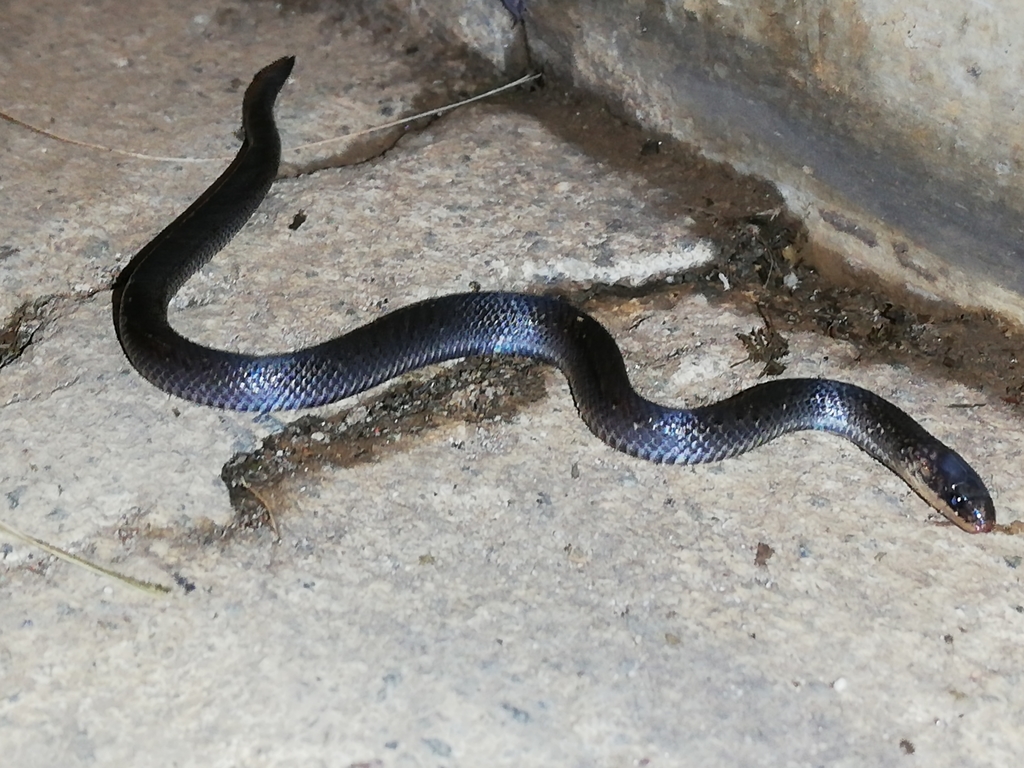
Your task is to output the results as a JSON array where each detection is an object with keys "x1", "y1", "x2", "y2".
[{"x1": 1, "y1": 1, "x2": 1023, "y2": 767}]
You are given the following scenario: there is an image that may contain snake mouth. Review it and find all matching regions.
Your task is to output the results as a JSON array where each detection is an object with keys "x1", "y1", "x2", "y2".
[
  {"x1": 946, "y1": 510, "x2": 994, "y2": 534},
  {"x1": 950, "y1": 513, "x2": 994, "y2": 534}
]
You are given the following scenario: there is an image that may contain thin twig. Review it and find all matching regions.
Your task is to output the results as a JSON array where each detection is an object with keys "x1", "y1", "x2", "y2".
[
  {"x1": 0, "y1": 71, "x2": 541, "y2": 163},
  {"x1": 0, "y1": 518, "x2": 171, "y2": 595},
  {"x1": 286, "y1": 71, "x2": 541, "y2": 153}
]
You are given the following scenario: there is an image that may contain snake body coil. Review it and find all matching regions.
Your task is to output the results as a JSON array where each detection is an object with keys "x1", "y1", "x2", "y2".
[{"x1": 112, "y1": 56, "x2": 995, "y2": 533}]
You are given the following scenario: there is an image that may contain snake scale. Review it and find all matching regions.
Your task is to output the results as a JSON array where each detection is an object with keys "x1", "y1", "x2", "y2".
[{"x1": 112, "y1": 56, "x2": 995, "y2": 533}]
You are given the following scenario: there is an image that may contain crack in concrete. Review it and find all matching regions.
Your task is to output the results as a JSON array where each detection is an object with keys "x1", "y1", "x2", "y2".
[
  {"x1": 279, "y1": 123, "x2": 423, "y2": 179},
  {"x1": 0, "y1": 295, "x2": 64, "y2": 371},
  {"x1": 220, "y1": 357, "x2": 546, "y2": 532}
]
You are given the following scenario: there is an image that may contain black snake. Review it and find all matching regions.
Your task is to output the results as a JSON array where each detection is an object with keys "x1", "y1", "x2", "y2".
[{"x1": 112, "y1": 56, "x2": 995, "y2": 533}]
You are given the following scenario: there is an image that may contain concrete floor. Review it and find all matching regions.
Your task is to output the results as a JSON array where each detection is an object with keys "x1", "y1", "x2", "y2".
[{"x1": 2, "y1": 1, "x2": 1023, "y2": 766}]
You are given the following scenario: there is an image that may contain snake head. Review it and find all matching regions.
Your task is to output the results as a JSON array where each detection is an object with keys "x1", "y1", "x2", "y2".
[{"x1": 938, "y1": 452, "x2": 996, "y2": 533}]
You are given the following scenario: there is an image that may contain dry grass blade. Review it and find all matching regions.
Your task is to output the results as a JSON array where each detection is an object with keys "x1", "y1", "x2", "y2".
[
  {"x1": 0, "y1": 518, "x2": 171, "y2": 595},
  {"x1": 0, "y1": 71, "x2": 542, "y2": 163}
]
